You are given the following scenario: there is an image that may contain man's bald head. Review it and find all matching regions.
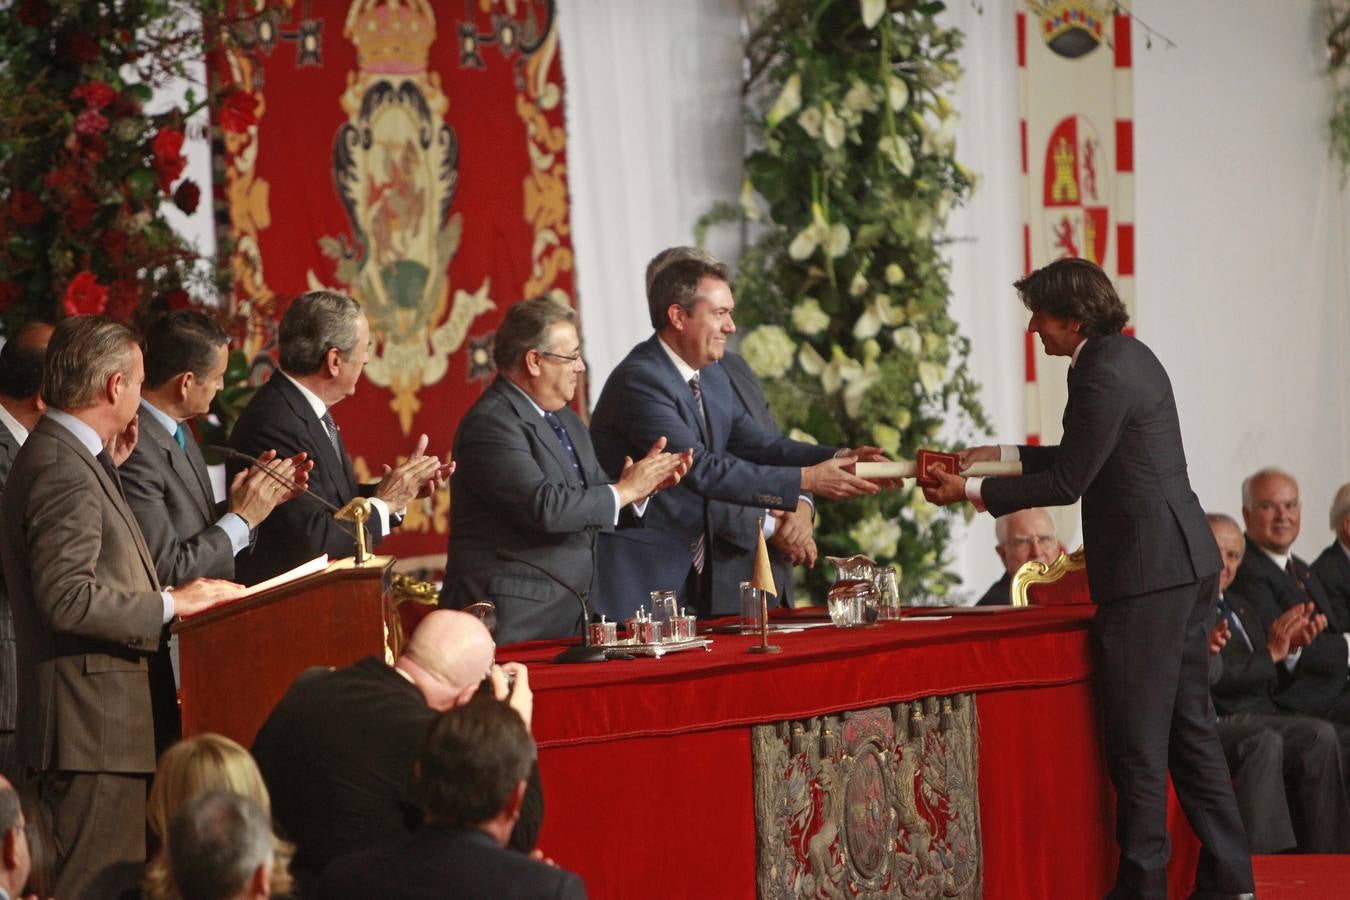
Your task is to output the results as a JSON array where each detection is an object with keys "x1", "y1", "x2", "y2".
[{"x1": 398, "y1": 610, "x2": 495, "y2": 712}]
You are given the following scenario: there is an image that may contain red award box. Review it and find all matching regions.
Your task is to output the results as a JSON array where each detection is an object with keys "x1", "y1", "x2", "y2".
[{"x1": 915, "y1": 449, "x2": 960, "y2": 488}]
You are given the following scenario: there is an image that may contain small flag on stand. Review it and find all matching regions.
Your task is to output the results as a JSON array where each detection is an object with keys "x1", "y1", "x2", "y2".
[{"x1": 753, "y1": 529, "x2": 777, "y2": 599}]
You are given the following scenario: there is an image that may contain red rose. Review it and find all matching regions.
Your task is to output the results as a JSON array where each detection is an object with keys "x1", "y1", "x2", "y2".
[
  {"x1": 8, "y1": 191, "x2": 44, "y2": 227},
  {"x1": 62, "y1": 271, "x2": 108, "y2": 317},
  {"x1": 151, "y1": 128, "x2": 186, "y2": 192},
  {"x1": 218, "y1": 91, "x2": 259, "y2": 134},
  {"x1": 74, "y1": 108, "x2": 109, "y2": 136},
  {"x1": 0, "y1": 283, "x2": 22, "y2": 311},
  {"x1": 60, "y1": 33, "x2": 101, "y2": 66},
  {"x1": 106, "y1": 280, "x2": 140, "y2": 322},
  {"x1": 78, "y1": 133, "x2": 106, "y2": 162},
  {"x1": 16, "y1": 0, "x2": 51, "y2": 28},
  {"x1": 43, "y1": 166, "x2": 75, "y2": 192},
  {"x1": 67, "y1": 193, "x2": 97, "y2": 231},
  {"x1": 71, "y1": 81, "x2": 117, "y2": 110},
  {"x1": 162, "y1": 289, "x2": 191, "y2": 310},
  {"x1": 173, "y1": 179, "x2": 201, "y2": 214}
]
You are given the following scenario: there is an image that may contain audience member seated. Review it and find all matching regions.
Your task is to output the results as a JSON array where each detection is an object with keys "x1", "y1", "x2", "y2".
[
  {"x1": 0, "y1": 775, "x2": 32, "y2": 900},
  {"x1": 976, "y1": 507, "x2": 1062, "y2": 606},
  {"x1": 1205, "y1": 514, "x2": 1349, "y2": 854},
  {"x1": 145, "y1": 734, "x2": 294, "y2": 900},
  {"x1": 1312, "y1": 482, "x2": 1350, "y2": 621},
  {"x1": 251, "y1": 610, "x2": 539, "y2": 893},
  {"x1": 168, "y1": 791, "x2": 274, "y2": 900},
  {"x1": 1231, "y1": 467, "x2": 1350, "y2": 727},
  {"x1": 318, "y1": 697, "x2": 586, "y2": 900}
]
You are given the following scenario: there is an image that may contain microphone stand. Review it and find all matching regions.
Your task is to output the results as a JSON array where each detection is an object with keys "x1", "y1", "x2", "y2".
[{"x1": 495, "y1": 548, "x2": 607, "y2": 664}]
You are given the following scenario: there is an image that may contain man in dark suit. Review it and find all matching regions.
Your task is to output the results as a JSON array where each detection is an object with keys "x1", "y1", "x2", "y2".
[
  {"x1": 975, "y1": 507, "x2": 1061, "y2": 606},
  {"x1": 1230, "y1": 467, "x2": 1350, "y2": 724},
  {"x1": 1311, "y1": 482, "x2": 1350, "y2": 630},
  {"x1": 318, "y1": 694, "x2": 586, "y2": 900},
  {"x1": 121, "y1": 310, "x2": 308, "y2": 587},
  {"x1": 252, "y1": 610, "x2": 538, "y2": 893},
  {"x1": 589, "y1": 246, "x2": 882, "y2": 619},
  {"x1": 1205, "y1": 513, "x2": 1348, "y2": 854},
  {"x1": 0, "y1": 316, "x2": 237, "y2": 899},
  {"x1": 924, "y1": 259, "x2": 1252, "y2": 899},
  {"x1": 0, "y1": 320, "x2": 52, "y2": 785},
  {"x1": 707, "y1": 351, "x2": 815, "y2": 613},
  {"x1": 440, "y1": 299, "x2": 688, "y2": 644},
  {"x1": 228, "y1": 291, "x2": 451, "y2": 584}
]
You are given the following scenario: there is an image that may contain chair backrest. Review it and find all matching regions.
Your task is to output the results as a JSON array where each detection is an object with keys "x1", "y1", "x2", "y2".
[{"x1": 1011, "y1": 547, "x2": 1091, "y2": 606}]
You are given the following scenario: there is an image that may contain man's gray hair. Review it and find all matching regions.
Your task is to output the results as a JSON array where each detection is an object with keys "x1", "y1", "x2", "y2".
[
  {"x1": 644, "y1": 246, "x2": 730, "y2": 330},
  {"x1": 993, "y1": 508, "x2": 1053, "y2": 546},
  {"x1": 0, "y1": 779, "x2": 18, "y2": 833},
  {"x1": 1329, "y1": 483, "x2": 1350, "y2": 531},
  {"x1": 168, "y1": 790, "x2": 273, "y2": 900},
  {"x1": 41, "y1": 316, "x2": 138, "y2": 411},
  {"x1": 1240, "y1": 466, "x2": 1299, "y2": 510},
  {"x1": 493, "y1": 299, "x2": 577, "y2": 373},
  {"x1": 278, "y1": 291, "x2": 363, "y2": 375},
  {"x1": 1206, "y1": 512, "x2": 1242, "y2": 533}
]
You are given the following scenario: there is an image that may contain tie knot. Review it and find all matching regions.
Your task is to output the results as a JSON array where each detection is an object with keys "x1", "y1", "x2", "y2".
[{"x1": 689, "y1": 375, "x2": 701, "y2": 397}]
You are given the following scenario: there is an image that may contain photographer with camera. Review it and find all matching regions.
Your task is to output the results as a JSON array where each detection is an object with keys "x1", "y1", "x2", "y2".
[{"x1": 250, "y1": 610, "x2": 539, "y2": 893}]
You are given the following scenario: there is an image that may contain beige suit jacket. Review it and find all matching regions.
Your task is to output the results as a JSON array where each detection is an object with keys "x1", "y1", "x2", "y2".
[{"x1": 0, "y1": 416, "x2": 164, "y2": 774}]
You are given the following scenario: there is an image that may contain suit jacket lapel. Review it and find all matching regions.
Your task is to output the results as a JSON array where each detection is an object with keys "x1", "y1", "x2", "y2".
[
  {"x1": 272, "y1": 376, "x2": 356, "y2": 498},
  {"x1": 145, "y1": 417, "x2": 215, "y2": 521},
  {"x1": 643, "y1": 337, "x2": 708, "y2": 446},
  {"x1": 496, "y1": 379, "x2": 577, "y2": 485},
  {"x1": 40, "y1": 417, "x2": 161, "y2": 590}
]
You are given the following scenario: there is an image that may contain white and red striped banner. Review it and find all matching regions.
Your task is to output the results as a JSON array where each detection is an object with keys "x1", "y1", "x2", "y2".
[{"x1": 1018, "y1": 1, "x2": 1135, "y2": 450}]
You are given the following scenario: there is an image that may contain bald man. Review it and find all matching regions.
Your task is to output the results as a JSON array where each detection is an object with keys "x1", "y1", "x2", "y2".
[
  {"x1": 976, "y1": 508, "x2": 1063, "y2": 606},
  {"x1": 251, "y1": 611, "x2": 537, "y2": 892}
]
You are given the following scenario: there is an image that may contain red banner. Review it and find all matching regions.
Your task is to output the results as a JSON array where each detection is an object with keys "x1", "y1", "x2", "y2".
[{"x1": 214, "y1": 0, "x2": 574, "y2": 567}]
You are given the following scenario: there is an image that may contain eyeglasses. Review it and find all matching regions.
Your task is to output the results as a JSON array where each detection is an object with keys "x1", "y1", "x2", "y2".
[
  {"x1": 1004, "y1": 535, "x2": 1057, "y2": 551},
  {"x1": 536, "y1": 349, "x2": 582, "y2": 364}
]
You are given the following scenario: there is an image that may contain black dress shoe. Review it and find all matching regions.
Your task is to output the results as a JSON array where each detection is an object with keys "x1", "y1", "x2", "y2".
[{"x1": 1189, "y1": 891, "x2": 1255, "y2": 900}]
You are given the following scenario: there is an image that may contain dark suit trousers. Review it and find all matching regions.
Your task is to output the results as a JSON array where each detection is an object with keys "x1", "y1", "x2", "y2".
[
  {"x1": 44, "y1": 771, "x2": 149, "y2": 900},
  {"x1": 1093, "y1": 574, "x2": 1252, "y2": 899}
]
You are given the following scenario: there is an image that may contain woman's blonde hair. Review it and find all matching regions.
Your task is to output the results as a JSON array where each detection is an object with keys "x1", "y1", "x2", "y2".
[{"x1": 144, "y1": 734, "x2": 295, "y2": 900}]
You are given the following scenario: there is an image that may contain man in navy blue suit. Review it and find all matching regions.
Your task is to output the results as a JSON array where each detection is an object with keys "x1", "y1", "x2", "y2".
[
  {"x1": 924, "y1": 258, "x2": 1253, "y2": 899},
  {"x1": 589, "y1": 246, "x2": 883, "y2": 619}
]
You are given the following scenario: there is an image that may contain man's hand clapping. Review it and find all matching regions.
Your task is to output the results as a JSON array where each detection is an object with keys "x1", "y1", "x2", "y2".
[
  {"x1": 374, "y1": 433, "x2": 454, "y2": 510},
  {"x1": 229, "y1": 449, "x2": 313, "y2": 527},
  {"x1": 615, "y1": 436, "x2": 690, "y2": 506}
]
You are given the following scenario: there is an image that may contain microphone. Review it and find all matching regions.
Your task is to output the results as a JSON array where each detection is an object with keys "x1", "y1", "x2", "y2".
[
  {"x1": 495, "y1": 548, "x2": 607, "y2": 664},
  {"x1": 207, "y1": 445, "x2": 355, "y2": 538}
]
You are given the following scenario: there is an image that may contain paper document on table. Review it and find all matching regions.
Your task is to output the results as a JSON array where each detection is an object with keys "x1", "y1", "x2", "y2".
[{"x1": 235, "y1": 554, "x2": 329, "y2": 599}]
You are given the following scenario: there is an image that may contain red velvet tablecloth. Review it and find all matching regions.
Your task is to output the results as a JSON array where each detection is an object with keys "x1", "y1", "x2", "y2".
[{"x1": 500, "y1": 606, "x2": 1200, "y2": 898}]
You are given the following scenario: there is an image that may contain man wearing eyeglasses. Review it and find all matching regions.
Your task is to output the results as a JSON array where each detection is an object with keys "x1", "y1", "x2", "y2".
[
  {"x1": 0, "y1": 775, "x2": 32, "y2": 900},
  {"x1": 440, "y1": 299, "x2": 690, "y2": 644},
  {"x1": 976, "y1": 508, "x2": 1064, "y2": 606}
]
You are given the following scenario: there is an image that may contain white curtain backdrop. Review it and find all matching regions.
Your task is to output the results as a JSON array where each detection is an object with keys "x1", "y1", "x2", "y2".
[{"x1": 561, "y1": 0, "x2": 1350, "y2": 599}]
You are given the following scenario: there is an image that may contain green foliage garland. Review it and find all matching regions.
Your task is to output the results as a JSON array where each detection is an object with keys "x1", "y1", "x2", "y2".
[{"x1": 704, "y1": 0, "x2": 989, "y2": 601}]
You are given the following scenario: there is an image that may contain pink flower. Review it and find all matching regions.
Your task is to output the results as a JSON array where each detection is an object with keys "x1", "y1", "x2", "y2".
[
  {"x1": 62, "y1": 271, "x2": 109, "y2": 317},
  {"x1": 74, "y1": 108, "x2": 109, "y2": 136}
]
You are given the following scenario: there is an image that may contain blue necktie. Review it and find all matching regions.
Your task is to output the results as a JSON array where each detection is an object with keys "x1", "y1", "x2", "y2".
[
  {"x1": 543, "y1": 411, "x2": 585, "y2": 483},
  {"x1": 1217, "y1": 594, "x2": 1252, "y2": 651},
  {"x1": 174, "y1": 423, "x2": 189, "y2": 451}
]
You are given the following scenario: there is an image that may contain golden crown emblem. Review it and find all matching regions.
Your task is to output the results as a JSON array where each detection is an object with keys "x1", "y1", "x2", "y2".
[
  {"x1": 1037, "y1": 0, "x2": 1109, "y2": 59},
  {"x1": 343, "y1": 0, "x2": 436, "y2": 74}
]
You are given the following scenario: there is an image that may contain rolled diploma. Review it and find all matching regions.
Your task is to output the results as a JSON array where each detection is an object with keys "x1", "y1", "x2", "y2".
[{"x1": 854, "y1": 460, "x2": 1024, "y2": 479}]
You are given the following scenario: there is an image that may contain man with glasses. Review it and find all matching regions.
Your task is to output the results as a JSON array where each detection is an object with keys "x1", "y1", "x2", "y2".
[
  {"x1": 976, "y1": 508, "x2": 1064, "y2": 606},
  {"x1": 0, "y1": 775, "x2": 31, "y2": 900},
  {"x1": 440, "y1": 299, "x2": 690, "y2": 644}
]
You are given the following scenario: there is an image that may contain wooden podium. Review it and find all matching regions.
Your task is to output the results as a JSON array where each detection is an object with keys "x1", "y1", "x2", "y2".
[{"x1": 173, "y1": 556, "x2": 398, "y2": 747}]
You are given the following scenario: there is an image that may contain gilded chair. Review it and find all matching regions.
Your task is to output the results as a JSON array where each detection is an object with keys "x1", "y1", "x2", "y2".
[{"x1": 1011, "y1": 547, "x2": 1091, "y2": 606}]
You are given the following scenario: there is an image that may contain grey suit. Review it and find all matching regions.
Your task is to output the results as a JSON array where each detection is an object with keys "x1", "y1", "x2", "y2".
[
  {"x1": 120, "y1": 409, "x2": 236, "y2": 586},
  {"x1": 0, "y1": 415, "x2": 166, "y2": 898},
  {"x1": 707, "y1": 352, "x2": 797, "y2": 614},
  {"x1": 440, "y1": 378, "x2": 619, "y2": 644},
  {"x1": 0, "y1": 419, "x2": 21, "y2": 783}
]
